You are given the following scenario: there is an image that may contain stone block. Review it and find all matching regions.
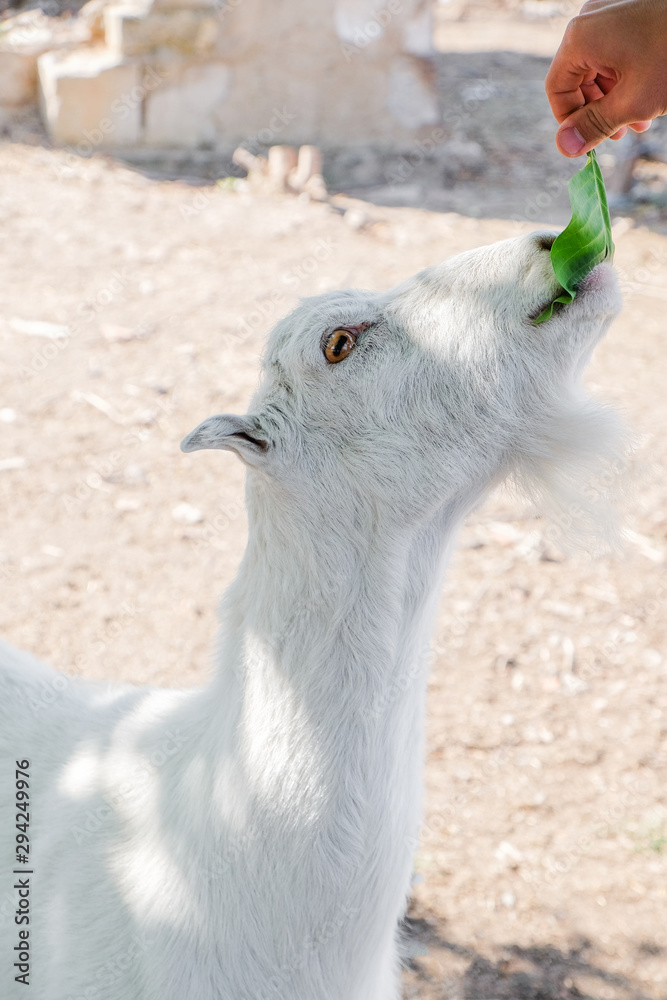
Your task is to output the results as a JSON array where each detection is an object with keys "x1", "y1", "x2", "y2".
[
  {"x1": 0, "y1": 50, "x2": 38, "y2": 107},
  {"x1": 79, "y1": 0, "x2": 108, "y2": 43},
  {"x1": 104, "y1": 5, "x2": 150, "y2": 56},
  {"x1": 105, "y1": 6, "x2": 218, "y2": 58},
  {"x1": 144, "y1": 61, "x2": 230, "y2": 146},
  {"x1": 38, "y1": 49, "x2": 142, "y2": 147}
]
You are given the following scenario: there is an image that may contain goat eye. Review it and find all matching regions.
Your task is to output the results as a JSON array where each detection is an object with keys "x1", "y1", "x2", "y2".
[{"x1": 323, "y1": 328, "x2": 357, "y2": 364}]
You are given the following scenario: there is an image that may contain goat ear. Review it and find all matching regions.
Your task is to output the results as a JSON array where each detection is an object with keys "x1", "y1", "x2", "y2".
[{"x1": 180, "y1": 414, "x2": 269, "y2": 464}]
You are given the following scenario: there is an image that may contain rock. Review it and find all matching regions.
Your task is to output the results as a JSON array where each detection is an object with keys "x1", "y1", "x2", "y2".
[
  {"x1": 288, "y1": 146, "x2": 327, "y2": 200},
  {"x1": 232, "y1": 143, "x2": 327, "y2": 199},
  {"x1": 124, "y1": 464, "x2": 146, "y2": 485},
  {"x1": 0, "y1": 7, "x2": 94, "y2": 110},
  {"x1": 304, "y1": 174, "x2": 328, "y2": 200},
  {"x1": 495, "y1": 840, "x2": 523, "y2": 865},
  {"x1": 172, "y1": 502, "x2": 203, "y2": 525},
  {"x1": 9, "y1": 317, "x2": 69, "y2": 338},
  {"x1": 0, "y1": 51, "x2": 38, "y2": 108},
  {"x1": 267, "y1": 145, "x2": 298, "y2": 192},
  {"x1": 105, "y1": 6, "x2": 218, "y2": 58},
  {"x1": 38, "y1": 49, "x2": 142, "y2": 147},
  {"x1": 232, "y1": 146, "x2": 267, "y2": 176},
  {"x1": 101, "y1": 323, "x2": 137, "y2": 342},
  {"x1": 289, "y1": 145, "x2": 322, "y2": 190},
  {"x1": 30, "y1": 0, "x2": 441, "y2": 149},
  {"x1": 144, "y1": 62, "x2": 230, "y2": 146},
  {"x1": 344, "y1": 207, "x2": 370, "y2": 230},
  {"x1": 0, "y1": 457, "x2": 26, "y2": 472},
  {"x1": 79, "y1": 0, "x2": 107, "y2": 43},
  {"x1": 41, "y1": 544, "x2": 64, "y2": 557},
  {"x1": 115, "y1": 496, "x2": 142, "y2": 512}
]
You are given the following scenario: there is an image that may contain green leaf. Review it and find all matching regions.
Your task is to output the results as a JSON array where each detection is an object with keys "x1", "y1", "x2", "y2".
[{"x1": 533, "y1": 149, "x2": 614, "y2": 324}]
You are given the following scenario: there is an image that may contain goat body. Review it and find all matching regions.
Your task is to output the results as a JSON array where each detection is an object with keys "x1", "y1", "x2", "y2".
[{"x1": 0, "y1": 232, "x2": 621, "y2": 999}]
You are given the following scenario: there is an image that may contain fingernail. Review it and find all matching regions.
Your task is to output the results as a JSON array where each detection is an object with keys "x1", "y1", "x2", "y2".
[{"x1": 558, "y1": 126, "x2": 586, "y2": 155}]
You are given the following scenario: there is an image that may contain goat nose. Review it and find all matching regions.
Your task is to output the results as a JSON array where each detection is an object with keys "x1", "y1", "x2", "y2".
[{"x1": 534, "y1": 232, "x2": 557, "y2": 252}]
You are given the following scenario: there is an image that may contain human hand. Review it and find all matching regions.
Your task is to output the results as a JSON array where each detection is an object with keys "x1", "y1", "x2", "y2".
[{"x1": 546, "y1": 0, "x2": 667, "y2": 157}]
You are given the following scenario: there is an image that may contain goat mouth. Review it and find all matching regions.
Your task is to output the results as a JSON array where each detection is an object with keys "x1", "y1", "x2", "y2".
[
  {"x1": 531, "y1": 262, "x2": 616, "y2": 322},
  {"x1": 530, "y1": 296, "x2": 564, "y2": 322},
  {"x1": 577, "y1": 261, "x2": 614, "y2": 293}
]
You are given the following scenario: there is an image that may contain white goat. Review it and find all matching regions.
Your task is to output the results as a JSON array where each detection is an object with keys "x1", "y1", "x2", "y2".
[{"x1": 0, "y1": 231, "x2": 621, "y2": 1000}]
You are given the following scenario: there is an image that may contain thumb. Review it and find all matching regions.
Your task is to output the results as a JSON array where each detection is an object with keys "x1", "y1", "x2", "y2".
[{"x1": 556, "y1": 90, "x2": 633, "y2": 157}]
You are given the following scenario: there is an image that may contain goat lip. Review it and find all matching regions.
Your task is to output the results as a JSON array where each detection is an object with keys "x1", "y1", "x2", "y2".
[
  {"x1": 576, "y1": 261, "x2": 615, "y2": 294},
  {"x1": 530, "y1": 290, "x2": 563, "y2": 321}
]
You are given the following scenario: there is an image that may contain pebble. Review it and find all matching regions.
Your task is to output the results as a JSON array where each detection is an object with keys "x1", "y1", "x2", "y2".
[
  {"x1": 344, "y1": 208, "x2": 371, "y2": 231},
  {"x1": 9, "y1": 317, "x2": 69, "y2": 339},
  {"x1": 41, "y1": 545, "x2": 63, "y2": 557},
  {"x1": 124, "y1": 464, "x2": 147, "y2": 485},
  {"x1": 115, "y1": 496, "x2": 142, "y2": 513},
  {"x1": 172, "y1": 502, "x2": 203, "y2": 525},
  {"x1": 495, "y1": 841, "x2": 523, "y2": 867},
  {"x1": 0, "y1": 456, "x2": 25, "y2": 471}
]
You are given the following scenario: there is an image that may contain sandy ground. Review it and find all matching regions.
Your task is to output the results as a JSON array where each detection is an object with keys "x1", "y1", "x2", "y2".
[{"x1": 1, "y1": 7, "x2": 667, "y2": 997}]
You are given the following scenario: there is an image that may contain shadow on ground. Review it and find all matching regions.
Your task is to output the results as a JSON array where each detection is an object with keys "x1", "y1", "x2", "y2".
[
  {"x1": 401, "y1": 914, "x2": 665, "y2": 1000},
  {"x1": 3, "y1": 47, "x2": 667, "y2": 232}
]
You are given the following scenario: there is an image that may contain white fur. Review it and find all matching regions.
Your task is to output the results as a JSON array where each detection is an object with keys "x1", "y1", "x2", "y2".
[{"x1": 0, "y1": 232, "x2": 621, "y2": 1000}]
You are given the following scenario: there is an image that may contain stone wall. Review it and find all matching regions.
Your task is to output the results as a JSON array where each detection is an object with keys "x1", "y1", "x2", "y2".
[{"x1": 0, "y1": 0, "x2": 441, "y2": 151}]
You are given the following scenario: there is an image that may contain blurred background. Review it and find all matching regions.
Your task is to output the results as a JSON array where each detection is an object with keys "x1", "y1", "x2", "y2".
[{"x1": 0, "y1": 0, "x2": 666, "y2": 997}]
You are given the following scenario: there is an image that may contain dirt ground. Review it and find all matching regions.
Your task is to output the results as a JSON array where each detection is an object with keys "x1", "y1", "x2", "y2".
[{"x1": 1, "y1": 8, "x2": 666, "y2": 1000}]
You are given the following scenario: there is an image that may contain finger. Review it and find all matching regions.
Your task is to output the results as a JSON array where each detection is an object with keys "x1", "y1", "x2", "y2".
[
  {"x1": 545, "y1": 45, "x2": 591, "y2": 122},
  {"x1": 581, "y1": 79, "x2": 606, "y2": 102},
  {"x1": 629, "y1": 120, "x2": 653, "y2": 133},
  {"x1": 609, "y1": 126, "x2": 629, "y2": 140},
  {"x1": 555, "y1": 89, "x2": 635, "y2": 157},
  {"x1": 595, "y1": 74, "x2": 618, "y2": 95},
  {"x1": 546, "y1": 73, "x2": 589, "y2": 124}
]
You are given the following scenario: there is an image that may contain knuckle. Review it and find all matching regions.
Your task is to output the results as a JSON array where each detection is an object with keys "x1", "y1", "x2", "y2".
[{"x1": 583, "y1": 103, "x2": 618, "y2": 140}]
